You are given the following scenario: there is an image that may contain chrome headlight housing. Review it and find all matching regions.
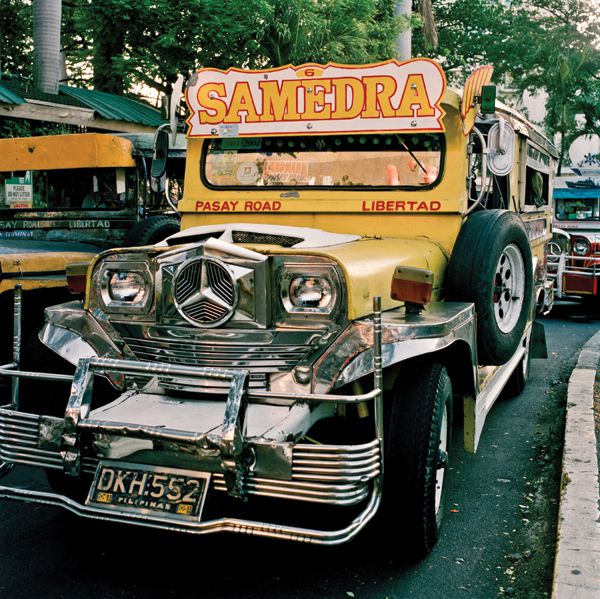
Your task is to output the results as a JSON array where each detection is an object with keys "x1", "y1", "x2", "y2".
[
  {"x1": 98, "y1": 261, "x2": 153, "y2": 313},
  {"x1": 280, "y1": 261, "x2": 341, "y2": 316},
  {"x1": 572, "y1": 238, "x2": 591, "y2": 256}
]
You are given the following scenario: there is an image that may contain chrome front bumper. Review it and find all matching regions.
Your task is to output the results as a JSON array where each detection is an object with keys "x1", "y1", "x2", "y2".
[
  {"x1": 547, "y1": 252, "x2": 600, "y2": 298},
  {"x1": 0, "y1": 290, "x2": 384, "y2": 545}
]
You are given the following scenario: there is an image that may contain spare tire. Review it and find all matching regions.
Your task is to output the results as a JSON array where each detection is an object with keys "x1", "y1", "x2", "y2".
[
  {"x1": 446, "y1": 210, "x2": 533, "y2": 365},
  {"x1": 125, "y1": 215, "x2": 180, "y2": 246}
]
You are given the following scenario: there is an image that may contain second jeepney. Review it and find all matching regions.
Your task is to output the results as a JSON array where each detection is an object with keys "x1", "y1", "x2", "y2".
[
  {"x1": 0, "y1": 131, "x2": 185, "y2": 370},
  {"x1": 0, "y1": 60, "x2": 557, "y2": 558}
]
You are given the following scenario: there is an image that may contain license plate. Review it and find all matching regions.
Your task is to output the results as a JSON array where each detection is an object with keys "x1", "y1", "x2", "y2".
[{"x1": 87, "y1": 461, "x2": 210, "y2": 521}]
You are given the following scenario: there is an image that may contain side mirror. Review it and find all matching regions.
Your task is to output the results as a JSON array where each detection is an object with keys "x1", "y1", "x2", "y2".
[
  {"x1": 169, "y1": 74, "x2": 184, "y2": 146},
  {"x1": 151, "y1": 126, "x2": 169, "y2": 192},
  {"x1": 488, "y1": 118, "x2": 515, "y2": 176},
  {"x1": 151, "y1": 127, "x2": 169, "y2": 179}
]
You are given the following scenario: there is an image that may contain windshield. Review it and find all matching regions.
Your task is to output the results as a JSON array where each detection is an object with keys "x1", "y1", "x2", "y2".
[
  {"x1": 555, "y1": 197, "x2": 600, "y2": 221},
  {"x1": 0, "y1": 168, "x2": 137, "y2": 211},
  {"x1": 203, "y1": 133, "x2": 443, "y2": 189}
]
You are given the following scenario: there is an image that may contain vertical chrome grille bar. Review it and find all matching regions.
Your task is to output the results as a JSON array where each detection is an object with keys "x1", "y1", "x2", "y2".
[
  {"x1": 11, "y1": 285, "x2": 22, "y2": 409},
  {"x1": 373, "y1": 296, "x2": 384, "y2": 481}
]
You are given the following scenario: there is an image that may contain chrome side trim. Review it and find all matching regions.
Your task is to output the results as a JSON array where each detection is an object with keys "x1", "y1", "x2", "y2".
[{"x1": 41, "y1": 301, "x2": 126, "y2": 367}]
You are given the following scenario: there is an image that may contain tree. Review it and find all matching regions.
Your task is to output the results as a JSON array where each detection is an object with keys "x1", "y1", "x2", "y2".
[
  {"x1": 510, "y1": 0, "x2": 600, "y2": 174},
  {"x1": 413, "y1": 0, "x2": 600, "y2": 173},
  {"x1": 260, "y1": 0, "x2": 399, "y2": 66},
  {"x1": 0, "y1": 0, "x2": 32, "y2": 78},
  {"x1": 61, "y1": 0, "x2": 398, "y2": 99},
  {"x1": 412, "y1": 0, "x2": 515, "y2": 83}
]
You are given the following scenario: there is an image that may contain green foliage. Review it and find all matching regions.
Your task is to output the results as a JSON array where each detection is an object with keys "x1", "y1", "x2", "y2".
[
  {"x1": 0, "y1": 116, "x2": 73, "y2": 139},
  {"x1": 415, "y1": 0, "x2": 600, "y2": 173},
  {"x1": 0, "y1": 0, "x2": 32, "y2": 78},
  {"x1": 258, "y1": 0, "x2": 399, "y2": 66},
  {"x1": 60, "y1": 0, "x2": 398, "y2": 97},
  {"x1": 509, "y1": 1, "x2": 600, "y2": 171}
]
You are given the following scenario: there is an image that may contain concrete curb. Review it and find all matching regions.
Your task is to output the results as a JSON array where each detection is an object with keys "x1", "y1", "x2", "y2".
[{"x1": 552, "y1": 330, "x2": 600, "y2": 599}]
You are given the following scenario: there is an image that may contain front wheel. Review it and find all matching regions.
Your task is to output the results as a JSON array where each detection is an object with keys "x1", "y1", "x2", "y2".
[
  {"x1": 0, "y1": 461, "x2": 13, "y2": 478},
  {"x1": 124, "y1": 215, "x2": 180, "y2": 246},
  {"x1": 380, "y1": 361, "x2": 453, "y2": 558}
]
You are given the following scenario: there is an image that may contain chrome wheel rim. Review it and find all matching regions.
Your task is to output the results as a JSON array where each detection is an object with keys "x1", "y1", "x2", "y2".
[
  {"x1": 435, "y1": 405, "x2": 449, "y2": 515},
  {"x1": 494, "y1": 244, "x2": 525, "y2": 334}
]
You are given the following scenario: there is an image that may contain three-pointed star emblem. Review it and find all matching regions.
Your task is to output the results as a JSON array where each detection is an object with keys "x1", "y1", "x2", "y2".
[{"x1": 179, "y1": 260, "x2": 235, "y2": 312}]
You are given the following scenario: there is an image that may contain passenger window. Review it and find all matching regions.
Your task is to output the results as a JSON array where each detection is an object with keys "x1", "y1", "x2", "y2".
[
  {"x1": 523, "y1": 144, "x2": 550, "y2": 209},
  {"x1": 525, "y1": 168, "x2": 549, "y2": 207}
]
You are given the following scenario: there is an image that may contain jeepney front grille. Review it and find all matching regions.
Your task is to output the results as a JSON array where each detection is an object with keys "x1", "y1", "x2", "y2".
[
  {"x1": 115, "y1": 326, "x2": 317, "y2": 392},
  {"x1": 0, "y1": 407, "x2": 379, "y2": 507},
  {"x1": 121, "y1": 336, "x2": 311, "y2": 372}
]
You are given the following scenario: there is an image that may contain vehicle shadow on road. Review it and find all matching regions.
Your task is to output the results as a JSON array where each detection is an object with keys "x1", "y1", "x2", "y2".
[{"x1": 50, "y1": 510, "x2": 414, "y2": 599}]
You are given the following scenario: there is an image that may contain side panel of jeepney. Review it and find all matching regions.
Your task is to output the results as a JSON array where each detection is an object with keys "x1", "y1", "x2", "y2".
[{"x1": 515, "y1": 134, "x2": 554, "y2": 294}]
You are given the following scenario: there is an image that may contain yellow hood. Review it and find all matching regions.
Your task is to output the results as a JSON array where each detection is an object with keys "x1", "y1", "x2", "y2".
[{"x1": 251, "y1": 236, "x2": 448, "y2": 320}]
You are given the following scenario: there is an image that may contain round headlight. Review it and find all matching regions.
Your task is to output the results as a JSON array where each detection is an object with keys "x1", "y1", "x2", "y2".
[
  {"x1": 108, "y1": 271, "x2": 146, "y2": 302},
  {"x1": 573, "y1": 238, "x2": 590, "y2": 256},
  {"x1": 289, "y1": 276, "x2": 333, "y2": 309}
]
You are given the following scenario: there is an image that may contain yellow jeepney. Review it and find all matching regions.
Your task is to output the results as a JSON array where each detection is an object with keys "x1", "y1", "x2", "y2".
[
  {"x1": 0, "y1": 132, "x2": 184, "y2": 366},
  {"x1": 0, "y1": 60, "x2": 557, "y2": 558}
]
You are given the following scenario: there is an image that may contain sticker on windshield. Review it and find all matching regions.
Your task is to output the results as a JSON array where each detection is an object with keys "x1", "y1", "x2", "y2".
[{"x1": 236, "y1": 162, "x2": 260, "y2": 184}]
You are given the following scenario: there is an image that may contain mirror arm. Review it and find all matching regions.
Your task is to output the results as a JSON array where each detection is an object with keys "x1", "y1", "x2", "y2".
[{"x1": 466, "y1": 126, "x2": 489, "y2": 215}]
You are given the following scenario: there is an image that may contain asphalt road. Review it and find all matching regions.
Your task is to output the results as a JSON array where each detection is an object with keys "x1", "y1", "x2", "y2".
[{"x1": 0, "y1": 302, "x2": 597, "y2": 599}]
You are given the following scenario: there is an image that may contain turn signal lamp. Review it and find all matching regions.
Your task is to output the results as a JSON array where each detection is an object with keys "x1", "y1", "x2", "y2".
[
  {"x1": 66, "y1": 262, "x2": 90, "y2": 295},
  {"x1": 391, "y1": 266, "x2": 434, "y2": 311}
]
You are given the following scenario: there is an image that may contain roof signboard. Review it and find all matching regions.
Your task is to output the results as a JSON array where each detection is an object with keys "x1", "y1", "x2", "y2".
[{"x1": 185, "y1": 59, "x2": 446, "y2": 138}]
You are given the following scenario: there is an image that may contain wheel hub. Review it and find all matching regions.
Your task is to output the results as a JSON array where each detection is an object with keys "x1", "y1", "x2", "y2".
[{"x1": 493, "y1": 243, "x2": 525, "y2": 334}]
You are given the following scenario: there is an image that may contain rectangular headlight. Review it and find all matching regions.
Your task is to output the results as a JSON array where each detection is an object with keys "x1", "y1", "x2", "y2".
[
  {"x1": 280, "y1": 262, "x2": 341, "y2": 316},
  {"x1": 98, "y1": 261, "x2": 153, "y2": 313}
]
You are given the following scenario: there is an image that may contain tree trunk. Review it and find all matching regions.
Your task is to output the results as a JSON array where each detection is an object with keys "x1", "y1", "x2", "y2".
[
  {"x1": 395, "y1": 0, "x2": 412, "y2": 60},
  {"x1": 419, "y1": 0, "x2": 438, "y2": 49},
  {"x1": 33, "y1": 0, "x2": 62, "y2": 95},
  {"x1": 91, "y1": 2, "x2": 126, "y2": 94}
]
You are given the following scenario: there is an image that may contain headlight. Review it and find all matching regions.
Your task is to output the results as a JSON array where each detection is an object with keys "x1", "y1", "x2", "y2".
[
  {"x1": 108, "y1": 271, "x2": 146, "y2": 302},
  {"x1": 97, "y1": 260, "x2": 153, "y2": 313},
  {"x1": 289, "y1": 276, "x2": 334, "y2": 309},
  {"x1": 280, "y1": 262, "x2": 341, "y2": 316},
  {"x1": 573, "y1": 238, "x2": 590, "y2": 256}
]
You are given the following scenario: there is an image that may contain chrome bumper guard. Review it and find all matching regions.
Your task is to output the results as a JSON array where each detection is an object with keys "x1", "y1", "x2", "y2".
[
  {"x1": 547, "y1": 252, "x2": 600, "y2": 298},
  {"x1": 0, "y1": 287, "x2": 384, "y2": 545}
]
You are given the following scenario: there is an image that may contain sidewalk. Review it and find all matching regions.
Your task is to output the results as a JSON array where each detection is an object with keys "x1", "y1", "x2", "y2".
[{"x1": 552, "y1": 330, "x2": 600, "y2": 598}]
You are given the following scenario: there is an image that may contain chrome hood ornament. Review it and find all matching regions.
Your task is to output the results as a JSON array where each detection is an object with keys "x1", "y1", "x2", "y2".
[{"x1": 174, "y1": 256, "x2": 237, "y2": 327}]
